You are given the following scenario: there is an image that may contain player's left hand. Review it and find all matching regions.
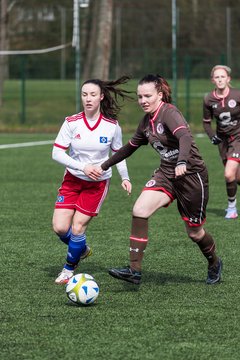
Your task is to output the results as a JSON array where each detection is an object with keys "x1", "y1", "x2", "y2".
[
  {"x1": 121, "y1": 179, "x2": 132, "y2": 195},
  {"x1": 175, "y1": 161, "x2": 187, "y2": 178},
  {"x1": 84, "y1": 164, "x2": 103, "y2": 180}
]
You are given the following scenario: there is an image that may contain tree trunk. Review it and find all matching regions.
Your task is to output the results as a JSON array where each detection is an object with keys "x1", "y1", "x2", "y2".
[
  {"x1": 91, "y1": 0, "x2": 113, "y2": 79},
  {"x1": 82, "y1": 0, "x2": 99, "y2": 80},
  {"x1": 0, "y1": 0, "x2": 8, "y2": 107}
]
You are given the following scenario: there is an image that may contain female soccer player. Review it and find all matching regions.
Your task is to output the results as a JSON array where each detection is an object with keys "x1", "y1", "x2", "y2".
[
  {"x1": 203, "y1": 65, "x2": 240, "y2": 219},
  {"x1": 52, "y1": 77, "x2": 132, "y2": 284},
  {"x1": 94, "y1": 74, "x2": 222, "y2": 285}
]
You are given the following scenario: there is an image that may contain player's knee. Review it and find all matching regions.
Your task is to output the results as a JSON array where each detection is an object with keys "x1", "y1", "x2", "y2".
[
  {"x1": 52, "y1": 222, "x2": 69, "y2": 237},
  {"x1": 225, "y1": 170, "x2": 236, "y2": 183},
  {"x1": 187, "y1": 228, "x2": 204, "y2": 242},
  {"x1": 71, "y1": 222, "x2": 85, "y2": 235},
  {"x1": 133, "y1": 203, "x2": 149, "y2": 218}
]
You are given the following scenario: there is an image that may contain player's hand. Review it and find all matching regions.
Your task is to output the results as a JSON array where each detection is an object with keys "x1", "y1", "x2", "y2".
[
  {"x1": 175, "y1": 161, "x2": 187, "y2": 178},
  {"x1": 83, "y1": 164, "x2": 102, "y2": 180},
  {"x1": 121, "y1": 179, "x2": 132, "y2": 195},
  {"x1": 211, "y1": 135, "x2": 222, "y2": 145}
]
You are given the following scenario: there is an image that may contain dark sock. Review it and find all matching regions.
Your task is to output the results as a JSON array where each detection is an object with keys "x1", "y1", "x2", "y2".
[
  {"x1": 195, "y1": 231, "x2": 218, "y2": 267},
  {"x1": 129, "y1": 216, "x2": 148, "y2": 272}
]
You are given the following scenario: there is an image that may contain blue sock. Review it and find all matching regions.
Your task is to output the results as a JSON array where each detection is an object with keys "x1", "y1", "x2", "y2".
[
  {"x1": 65, "y1": 233, "x2": 87, "y2": 270},
  {"x1": 59, "y1": 227, "x2": 72, "y2": 245}
]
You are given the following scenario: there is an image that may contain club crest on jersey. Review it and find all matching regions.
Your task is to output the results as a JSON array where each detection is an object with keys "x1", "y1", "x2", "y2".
[
  {"x1": 100, "y1": 136, "x2": 108, "y2": 143},
  {"x1": 156, "y1": 123, "x2": 164, "y2": 134},
  {"x1": 56, "y1": 195, "x2": 64, "y2": 203},
  {"x1": 145, "y1": 179, "x2": 156, "y2": 187},
  {"x1": 228, "y1": 99, "x2": 237, "y2": 108}
]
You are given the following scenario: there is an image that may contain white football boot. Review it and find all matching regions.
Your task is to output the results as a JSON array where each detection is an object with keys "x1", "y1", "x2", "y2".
[
  {"x1": 55, "y1": 245, "x2": 92, "y2": 285},
  {"x1": 55, "y1": 268, "x2": 74, "y2": 285},
  {"x1": 225, "y1": 207, "x2": 238, "y2": 219}
]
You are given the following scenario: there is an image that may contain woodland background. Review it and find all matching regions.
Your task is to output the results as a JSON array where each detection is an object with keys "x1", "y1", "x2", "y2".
[{"x1": 0, "y1": 0, "x2": 240, "y2": 128}]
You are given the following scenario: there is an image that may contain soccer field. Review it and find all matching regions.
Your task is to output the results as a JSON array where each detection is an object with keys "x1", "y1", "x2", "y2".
[{"x1": 1, "y1": 133, "x2": 240, "y2": 360}]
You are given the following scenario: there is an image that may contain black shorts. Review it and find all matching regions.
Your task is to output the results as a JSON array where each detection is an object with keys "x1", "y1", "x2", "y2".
[
  {"x1": 143, "y1": 167, "x2": 209, "y2": 227},
  {"x1": 218, "y1": 135, "x2": 240, "y2": 165}
]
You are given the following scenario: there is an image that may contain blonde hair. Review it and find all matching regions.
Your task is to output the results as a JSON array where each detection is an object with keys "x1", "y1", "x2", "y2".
[{"x1": 211, "y1": 65, "x2": 231, "y2": 77}]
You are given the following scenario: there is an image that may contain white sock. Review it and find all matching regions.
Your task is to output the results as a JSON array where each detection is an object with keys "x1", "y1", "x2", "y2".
[{"x1": 228, "y1": 199, "x2": 237, "y2": 208}]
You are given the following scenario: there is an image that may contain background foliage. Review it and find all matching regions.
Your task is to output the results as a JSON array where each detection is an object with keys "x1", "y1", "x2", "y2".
[{"x1": 2, "y1": 0, "x2": 240, "y2": 80}]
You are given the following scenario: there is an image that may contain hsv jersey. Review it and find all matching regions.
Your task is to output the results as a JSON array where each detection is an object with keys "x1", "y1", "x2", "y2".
[
  {"x1": 203, "y1": 88, "x2": 240, "y2": 137},
  {"x1": 129, "y1": 102, "x2": 205, "y2": 177},
  {"x1": 53, "y1": 112, "x2": 129, "y2": 181}
]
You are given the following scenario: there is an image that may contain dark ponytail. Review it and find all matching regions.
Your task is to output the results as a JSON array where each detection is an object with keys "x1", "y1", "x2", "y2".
[{"x1": 82, "y1": 76, "x2": 133, "y2": 119}]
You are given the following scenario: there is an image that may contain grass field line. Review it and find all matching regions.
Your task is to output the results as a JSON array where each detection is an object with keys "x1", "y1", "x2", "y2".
[
  {"x1": 0, "y1": 140, "x2": 54, "y2": 149},
  {"x1": 0, "y1": 135, "x2": 206, "y2": 150}
]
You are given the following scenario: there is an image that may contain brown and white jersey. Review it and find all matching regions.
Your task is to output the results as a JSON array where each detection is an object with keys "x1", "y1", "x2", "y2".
[
  {"x1": 129, "y1": 102, "x2": 205, "y2": 177},
  {"x1": 203, "y1": 88, "x2": 240, "y2": 137}
]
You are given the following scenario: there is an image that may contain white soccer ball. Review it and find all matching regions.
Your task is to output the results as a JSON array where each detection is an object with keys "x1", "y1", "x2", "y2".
[{"x1": 66, "y1": 273, "x2": 99, "y2": 305}]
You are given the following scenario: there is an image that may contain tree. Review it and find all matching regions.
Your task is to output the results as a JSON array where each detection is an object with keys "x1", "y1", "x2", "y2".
[
  {"x1": 83, "y1": 0, "x2": 113, "y2": 79},
  {"x1": 0, "y1": 0, "x2": 9, "y2": 106}
]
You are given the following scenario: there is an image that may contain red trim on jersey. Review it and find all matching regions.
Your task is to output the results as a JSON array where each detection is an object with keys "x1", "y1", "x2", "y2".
[
  {"x1": 151, "y1": 101, "x2": 164, "y2": 122},
  {"x1": 172, "y1": 125, "x2": 187, "y2": 135},
  {"x1": 150, "y1": 101, "x2": 164, "y2": 134},
  {"x1": 129, "y1": 140, "x2": 139, "y2": 147},
  {"x1": 66, "y1": 112, "x2": 84, "y2": 122},
  {"x1": 83, "y1": 112, "x2": 102, "y2": 131},
  {"x1": 102, "y1": 116, "x2": 117, "y2": 125},
  {"x1": 129, "y1": 236, "x2": 148, "y2": 242},
  {"x1": 213, "y1": 88, "x2": 230, "y2": 107},
  {"x1": 54, "y1": 143, "x2": 68, "y2": 150}
]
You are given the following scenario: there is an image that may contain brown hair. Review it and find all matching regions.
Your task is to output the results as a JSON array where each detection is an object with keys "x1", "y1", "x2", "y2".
[
  {"x1": 138, "y1": 74, "x2": 172, "y2": 103},
  {"x1": 82, "y1": 76, "x2": 133, "y2": 119}
]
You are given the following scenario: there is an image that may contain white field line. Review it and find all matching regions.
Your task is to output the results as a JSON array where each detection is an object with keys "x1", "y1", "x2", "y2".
[
  {"x1": 0, "y1": 140, "x2": 54, "y2": 149},
  {"x1": 0, "y1": 134, "x2": 206, "y2": 150}
]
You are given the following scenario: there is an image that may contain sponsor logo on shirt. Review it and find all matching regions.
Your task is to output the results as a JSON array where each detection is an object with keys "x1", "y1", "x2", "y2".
[
  {"x1": 56, "y1": 195, "x2": 64, "y2": 203},
  {"x1": 100, "y1": 136, "x2": 108, "y2": 143},
  {"x1": 228, "y1": 99, "x2": 237, "y2": 108},
  {"x1": 74, "y1": 134, "x2": 81, "y2": 139}
]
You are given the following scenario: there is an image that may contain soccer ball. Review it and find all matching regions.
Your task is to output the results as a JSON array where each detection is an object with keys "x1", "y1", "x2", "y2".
[{"x1": 66, "y1": 273, "x2": 99, "y2": 306}]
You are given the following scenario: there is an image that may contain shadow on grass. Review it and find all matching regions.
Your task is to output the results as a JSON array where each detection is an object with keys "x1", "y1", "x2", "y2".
[
  {"x1": 44, "y1": 261, "x2": 112, "y2": 280},
  {"x1": 143, "y1": 271, "x2": 202, "y2": 285},
  {"x1": 207, "y1": 207, "x2": 225, "y2": 217},
  {"x1": 108, "y1": 271, "x2": 204, "y2": 293}
]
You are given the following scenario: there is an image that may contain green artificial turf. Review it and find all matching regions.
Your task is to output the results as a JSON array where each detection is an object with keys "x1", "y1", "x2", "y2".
[{"x1": 1, "y1": 134, "x2": 240, "y2": 359}]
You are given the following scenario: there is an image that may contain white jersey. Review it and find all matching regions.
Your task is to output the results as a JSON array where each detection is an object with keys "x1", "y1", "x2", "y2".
[{"x1": 52, "y1": 111, "x2": 130, "y2": 182}]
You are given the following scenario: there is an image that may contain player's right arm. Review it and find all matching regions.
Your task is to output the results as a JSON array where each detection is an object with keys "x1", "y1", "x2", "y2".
[
  {"x1": 202, "y1": 96, "x2": 222, "y2": 145},
  {"x1": 52, "y1": 120, "x2": 85, "y2": 171}
]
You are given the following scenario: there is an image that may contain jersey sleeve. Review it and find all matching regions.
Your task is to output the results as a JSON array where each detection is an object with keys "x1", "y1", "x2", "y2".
[
  {"x1": 203, "y1": 95, "x2": 213, "y2": 121},
  {"x1": 162, "y1": 106, "x2": 192, "y2": 163},
  {"x1": 52, "y1": 120, "x2": 84, "y2": 172},
  {"x1": 202, "y1": 96, "x2": 215, "y2": 138},
  {"x1": 111, "y1": 123, "x2": 130, "y2": 181},
  {"x1": 129, "y1": 118, "x2": 149, "y2": 147}
]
